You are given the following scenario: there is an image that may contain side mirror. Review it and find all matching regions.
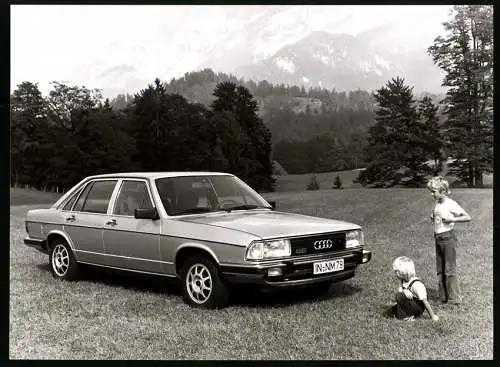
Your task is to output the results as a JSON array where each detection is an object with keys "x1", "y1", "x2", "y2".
[
  {"x1": 268, "y1": 201, "x2": 276, "y2": 210},
  {"x1": 134, "y1": 208, "x2": 160, "y2": 220}
]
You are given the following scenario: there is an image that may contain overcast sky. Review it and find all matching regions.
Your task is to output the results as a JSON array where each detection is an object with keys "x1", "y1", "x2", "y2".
[{"x1": 11, "y1": 5, "x2": 453, "y2": 96}]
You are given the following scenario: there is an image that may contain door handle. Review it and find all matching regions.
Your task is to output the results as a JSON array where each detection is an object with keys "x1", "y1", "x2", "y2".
[
  {"x1": 65, "y1": 215, "x2": 76, "y2": 222},
  {"x1": 105, "y1": 219, "x2": 117, "y2": 226}
]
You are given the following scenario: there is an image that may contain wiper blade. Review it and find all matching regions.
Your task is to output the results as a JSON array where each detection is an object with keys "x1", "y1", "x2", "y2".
[
  {"x1": 223, "y1": 205, "x2": 271, "y2": 212},
  {"x1": 171, "y1": 207, "x2": 214, "y2": 215}
]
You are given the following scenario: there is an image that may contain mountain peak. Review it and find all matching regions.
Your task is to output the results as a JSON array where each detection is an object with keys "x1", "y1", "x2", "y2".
[{"x1": 232, "y1": 30, "x2": 443, "y2": 93}]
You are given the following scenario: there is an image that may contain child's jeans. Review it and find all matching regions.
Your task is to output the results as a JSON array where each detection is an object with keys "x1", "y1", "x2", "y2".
[
  {"x1": 393, "y1": 292, "x2": 425, "y2": 319},
  {"x1": 435, "y1": 229, "x2": 461, "y2": 303}
]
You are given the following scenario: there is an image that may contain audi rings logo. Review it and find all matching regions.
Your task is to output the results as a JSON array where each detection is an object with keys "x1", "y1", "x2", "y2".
[{"x1": 313, "y1": 239, "x2": 333, "y2": 250}]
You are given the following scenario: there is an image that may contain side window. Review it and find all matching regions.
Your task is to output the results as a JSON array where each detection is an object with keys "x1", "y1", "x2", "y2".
[
  {"x1": 73, "y1": 182, "x2": 94, "y2": 212},
  {"x1": 113, "y1": 180, "x2": 153, "y2": 216},
  {"x1": 76, "y1": 180, "x2": 117, "y2": 214},
  {"x1": 62, "y1": 188, "x2": 82, "y2": 211}
]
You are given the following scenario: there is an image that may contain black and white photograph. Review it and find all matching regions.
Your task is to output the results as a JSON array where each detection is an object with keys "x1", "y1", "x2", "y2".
[{"x1": 9, "y1": 4, "x2": 493, "y2": 360}]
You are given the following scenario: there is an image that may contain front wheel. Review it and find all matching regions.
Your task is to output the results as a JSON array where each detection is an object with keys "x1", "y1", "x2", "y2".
[
  {"x1": 49, "y1": 239, "x2": 80, "y2": 280},
  {"x1": 180, "y1": 256, "x2": 229, "y2": 309}
]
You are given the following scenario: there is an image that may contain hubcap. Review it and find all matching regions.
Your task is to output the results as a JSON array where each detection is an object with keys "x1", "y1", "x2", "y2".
[
  {"x1": 186, "y1": 264, "x2": 212, "y2": 304},
  {"x1": 52, "y1": 244, "x2": 69, "y2": 277}
]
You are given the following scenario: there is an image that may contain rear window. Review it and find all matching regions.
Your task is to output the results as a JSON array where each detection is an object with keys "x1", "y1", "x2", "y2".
[
  {"x1": 75, "y1": 180, "x2": 117, "y2": 214},
  {"x1": 73, "y1": 182, "x2": 94, "y2": 212}
]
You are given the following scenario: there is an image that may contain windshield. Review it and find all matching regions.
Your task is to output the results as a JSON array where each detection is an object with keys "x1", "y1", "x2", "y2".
[{"x1": 154, "y1": 175, "x2": 271, "y2": 216}]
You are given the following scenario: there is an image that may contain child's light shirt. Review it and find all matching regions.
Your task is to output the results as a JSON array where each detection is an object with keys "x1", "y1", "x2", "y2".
[
  {"x1": 402, "y1": 277, "x2": 427, "y2": 301},
  {"x1": 433, "y1": 197, "x2": 465, "y2": 234}
]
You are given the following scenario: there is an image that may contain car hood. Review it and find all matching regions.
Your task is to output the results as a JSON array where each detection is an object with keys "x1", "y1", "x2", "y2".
[{"x1": 178, "y1": 210, "x2": 360, "y2": 239}]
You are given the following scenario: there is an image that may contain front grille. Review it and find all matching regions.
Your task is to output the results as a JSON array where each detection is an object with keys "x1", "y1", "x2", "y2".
[{"x1": 290, "y1": 232, "x2": 346, "y2": 256}]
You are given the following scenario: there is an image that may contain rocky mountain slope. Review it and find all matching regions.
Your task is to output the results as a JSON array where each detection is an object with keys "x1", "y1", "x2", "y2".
[{"x1": 198, "y1": 6, "x2": 448, "y2": 93}]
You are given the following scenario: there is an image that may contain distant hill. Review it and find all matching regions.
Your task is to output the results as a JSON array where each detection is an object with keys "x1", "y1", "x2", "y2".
[
  {"x1": 110, "y1": 68, "x2": 381, "y2": 146},
  {"x1": 109, "y1": 69, "x2": 445, "y2": 175},
  {"x1": 197, "y1": 6, "x2": 448, "y2": 94}
]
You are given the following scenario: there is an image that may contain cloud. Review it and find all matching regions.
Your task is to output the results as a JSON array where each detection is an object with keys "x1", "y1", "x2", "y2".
[{"x1": 97, "y1": 64, "x2": 136, "y2": 79}]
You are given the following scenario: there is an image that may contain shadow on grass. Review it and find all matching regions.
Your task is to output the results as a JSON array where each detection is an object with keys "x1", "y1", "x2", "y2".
[
  {"x1": 37, "y1": 263, "x2": 364, "y2": 308},
  {"x1": 36, "y1": 263, "x2": 182, "y2": 296},
  {"x1": 229, "y1": 282, "x2": 363, "y2": 308}
]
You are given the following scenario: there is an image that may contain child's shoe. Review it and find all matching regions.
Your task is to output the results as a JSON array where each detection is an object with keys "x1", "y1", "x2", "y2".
[{"x1": 403, "y1": 316, "x2": 415, "y2": 321}]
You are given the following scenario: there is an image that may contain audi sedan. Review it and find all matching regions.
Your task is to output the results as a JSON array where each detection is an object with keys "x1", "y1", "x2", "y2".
[{"x1": 24, "y1": 172, "x2": 371, "y2": 308}]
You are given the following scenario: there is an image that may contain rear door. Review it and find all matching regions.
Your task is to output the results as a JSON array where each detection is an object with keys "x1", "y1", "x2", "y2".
[
  {"x1": 62, "y1": 179, "x2": 118, "y2": 264},
  {"x1": 102, "y1": 179, "x2": 162, "y2": 273}
]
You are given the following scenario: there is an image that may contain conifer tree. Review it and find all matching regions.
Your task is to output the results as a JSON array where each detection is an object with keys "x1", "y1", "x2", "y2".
[
  {"x1": 428, "y1": 5, "x2": 493, "y2": 187},
  {"x1": 418, "y1": 96, "x2": 443, "y2": 175},
  {"x1": 212, "y1": 82, "x2": 274, "y2": 191},
  {"x1": 358, "y1": 77, "x2": 432, "y2": 187}
]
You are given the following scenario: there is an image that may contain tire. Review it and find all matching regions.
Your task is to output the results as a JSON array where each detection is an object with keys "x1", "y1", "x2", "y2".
[
  {"x1": 180, "y1": 255, "x2": 229, "y2": 309},
  {"x1": 49, "y1": 238, "x2": 80, "y2": 281}
]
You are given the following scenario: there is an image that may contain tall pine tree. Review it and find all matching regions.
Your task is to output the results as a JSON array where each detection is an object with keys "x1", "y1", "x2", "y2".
[
  {"x1": 418, "y1": 96, "x2": 443, "y2": 175},
  {"x1": 129, "y1": 78, "x2": 216, "y2": 172},
  {"x1": 428, "y1": 5, "x2": 493, "y2": 187},
  {"x1": 358, "y1": 77, "x2": 432, "y2": 187},
  {"x1": 211, "y1": 82, "x2": 274, "y2": 191}
]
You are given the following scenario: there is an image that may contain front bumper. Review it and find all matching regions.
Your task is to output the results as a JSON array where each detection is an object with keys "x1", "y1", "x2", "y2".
[
  {"x1": 221, "y1": 248, "x2": 371, "y2": 288},
  {"x1": 24, "y1": 237, "x2": 48, "y2": 254}
]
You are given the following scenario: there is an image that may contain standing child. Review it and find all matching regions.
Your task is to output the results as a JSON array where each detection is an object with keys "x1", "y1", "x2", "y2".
[
  {"x1": 391, "y1": 256, "x2": 439, "y2": 321},
  {"x1": 427, "y1": 176, "x2": 472, "y2": 305}
]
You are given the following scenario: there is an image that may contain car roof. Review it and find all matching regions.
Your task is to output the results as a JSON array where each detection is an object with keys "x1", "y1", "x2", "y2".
[{"x1": 86, "y1": 172, "x2": 234, "y2": 180}]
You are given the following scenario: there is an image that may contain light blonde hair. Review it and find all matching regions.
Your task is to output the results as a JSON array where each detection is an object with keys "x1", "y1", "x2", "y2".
[
  {"x1": 392, "y1": 256, "x2": 416, "y2": 282},
  {"x1": 426, "y1": 176, "x2": 451, "y2": 195}
]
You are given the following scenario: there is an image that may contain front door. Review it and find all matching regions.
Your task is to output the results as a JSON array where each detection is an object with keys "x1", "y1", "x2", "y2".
[{"x1": 102, "y1": 179, "x2": 162, "y2": 273}]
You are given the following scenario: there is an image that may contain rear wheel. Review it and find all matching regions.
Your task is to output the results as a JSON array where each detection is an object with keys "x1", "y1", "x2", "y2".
[
  {"x1": 49, "y1": 238, "x2": 80, "y2": 280},
  {"x1": 180, "y1": 255, "x2": 229, "y2": 309}
]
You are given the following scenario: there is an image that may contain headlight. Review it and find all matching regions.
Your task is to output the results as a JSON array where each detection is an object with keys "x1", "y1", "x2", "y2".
[
  {"x1": 346, "y1": 230, "x2": 364, "y2": 248},
  {"x1": 246, "y1": 239, "x2": 291, "y2": 260}
]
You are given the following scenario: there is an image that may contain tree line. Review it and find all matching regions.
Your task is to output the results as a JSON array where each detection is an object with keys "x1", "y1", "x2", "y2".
[
  {"x1": 11, "y1": 5, "x2": 492, "y2": 190},
  {"x1": 11, "y1": 80, "x2": 274, "y2": 192},
  {"x1": 110, "y1": 69, "x2": 384, "y2": 174}
]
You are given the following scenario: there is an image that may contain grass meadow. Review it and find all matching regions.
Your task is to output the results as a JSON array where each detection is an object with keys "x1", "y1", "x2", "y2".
[
  {"x1": 273, "y1": 169, "x2": 493, "y2": 192},
  {"x1": 9, "y1": 185, "x2": 493, "y2": 359},
  {"x1": 10, "y1": 187, "x2": 62, "y2": 206}
]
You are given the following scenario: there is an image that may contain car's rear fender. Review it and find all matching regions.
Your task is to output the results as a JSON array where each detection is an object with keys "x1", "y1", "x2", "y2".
[{"x1": 47, "y1": 230, "x2": 76, "y2": 253}]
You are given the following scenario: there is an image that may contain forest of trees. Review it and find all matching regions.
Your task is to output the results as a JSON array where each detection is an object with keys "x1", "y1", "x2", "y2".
[
  {"x1": 109, "y1": 69, "x2": 409, "y2": 174},
  {"x1": 11, "y1": 80, "x2": 274, "y2": 192},
  {"x1": 10, "y1": 5, "x2": 492, "y2": 191}
]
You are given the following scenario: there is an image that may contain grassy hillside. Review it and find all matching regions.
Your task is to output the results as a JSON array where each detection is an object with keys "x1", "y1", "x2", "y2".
[
  {"x1": 10, "y1": 188, "x2": 492, "y2": 359},
  {"x1": 273, "y1": 169, "x2": 493, "y2": 193},
  {"x1": 274, "y1": 169, "x2": 364, "y2": 192}
]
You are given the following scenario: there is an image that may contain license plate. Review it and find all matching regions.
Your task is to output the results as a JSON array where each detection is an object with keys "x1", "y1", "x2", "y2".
[{"x1": 313, "y1": 259, "x2": 344, "y2": 275}]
